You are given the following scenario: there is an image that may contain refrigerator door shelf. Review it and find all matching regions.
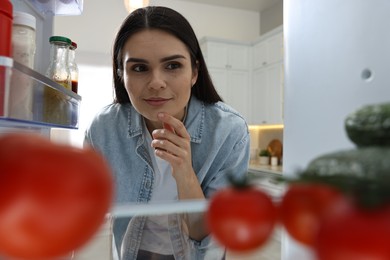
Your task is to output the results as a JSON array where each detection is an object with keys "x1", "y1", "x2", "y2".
[
  {"x1": 0, "y1": 56, "x2": 81, "y2": 129},
  {"x1": 27, "y1": 0, "x2": 84, "y2": 16}
]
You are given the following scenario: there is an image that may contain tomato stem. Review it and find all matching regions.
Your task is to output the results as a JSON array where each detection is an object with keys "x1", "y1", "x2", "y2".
[{"x1": 227, "y1": 173, "x2": 251, "y2": 189}]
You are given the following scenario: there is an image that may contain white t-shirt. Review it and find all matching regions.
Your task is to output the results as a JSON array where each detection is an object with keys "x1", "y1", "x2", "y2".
[{"x1": 139, "y1": 123, "x2": 178, "y2": 255}]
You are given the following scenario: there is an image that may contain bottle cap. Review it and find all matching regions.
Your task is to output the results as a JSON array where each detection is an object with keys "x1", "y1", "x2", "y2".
[
  {"x1": 0, "y1": 0, "x2": 13, "y2": 19},
  {"x1": 70, "y1": 41, "x2": 77, "y2": 50},
  {"x1": 13, "y1": 11, "x2": 36, "y2": 30},
  {"x1": 49, "y1": 36, "x2": 71, "y2": 45}
]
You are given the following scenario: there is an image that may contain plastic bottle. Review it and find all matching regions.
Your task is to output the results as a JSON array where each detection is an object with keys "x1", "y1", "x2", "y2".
[
  {"x1": 0, "y1": 0, "x2": 13, "y2": 117},
  {"x1": 9, "y1": 12, "x2": 36, "y2": 120},
  {"x1": 12, "y1": 11, "x2": 36, "y2": 69},
  {"x1": 46, "y1": 36, "x2": 72, "y2": 90},
  {"x1": 68, "y1": 41, "x2": 79, "y2": 93}
]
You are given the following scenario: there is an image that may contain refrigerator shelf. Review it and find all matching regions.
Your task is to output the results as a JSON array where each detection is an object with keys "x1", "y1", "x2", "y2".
[
  {"x1": 27, "y1": 0, "x2": 84, "y2": 16},
  {"x1": 0, "y1": 56, "x2": 81, "y2": 129}
]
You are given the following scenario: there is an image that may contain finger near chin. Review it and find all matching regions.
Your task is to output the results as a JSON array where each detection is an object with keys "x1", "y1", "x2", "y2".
[{"x1": 163, "y1": 122, "x2": 176, "y2": 134}]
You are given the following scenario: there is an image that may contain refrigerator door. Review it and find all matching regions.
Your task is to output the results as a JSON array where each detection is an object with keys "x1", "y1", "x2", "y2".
[{"x1": 283, "y1": 0, "x2": 390, "y2": 259}]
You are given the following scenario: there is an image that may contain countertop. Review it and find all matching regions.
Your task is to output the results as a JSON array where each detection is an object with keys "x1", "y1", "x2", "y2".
[{"x1": 249, "y1": 162, "x2": 283, "y2": 175}]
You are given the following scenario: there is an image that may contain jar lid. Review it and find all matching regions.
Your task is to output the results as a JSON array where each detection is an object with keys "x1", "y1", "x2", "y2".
[
  {"x1": 13, "y1": 11, "x2": 36, "y2": 30},
  {"x1": 0, "y1": 0, "x2": 13, "y2": 19},
  {"x1": 49, "y1": 36, "x2": 72, "y2": 45}
]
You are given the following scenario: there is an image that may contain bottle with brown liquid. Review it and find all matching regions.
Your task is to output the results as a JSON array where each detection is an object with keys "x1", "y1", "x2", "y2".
[
  {"x1": 44, "y1": 36, "x2": 71, "y2": 125},
  {"x1": 68, "y1": 41, "x2": 78, "y2": 94}
]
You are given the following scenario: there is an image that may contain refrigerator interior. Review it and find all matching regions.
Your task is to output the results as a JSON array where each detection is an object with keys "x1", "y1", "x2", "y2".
[
  {"x1": 283, "y1": 0, "x2": 390, "y2": 259},
  {"x1": 0, "y1": 0, "x2": 83, "y2": 136}
]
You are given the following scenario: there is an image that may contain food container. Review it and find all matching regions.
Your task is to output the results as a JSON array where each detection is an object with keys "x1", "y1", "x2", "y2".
[
  {"x1": 9, "y1": 11, "x2": 37, "y2": 120},
  {"x1": 12, "y1": 11, "x2": 36, "y2": 69},
  {"x1": 0, "y1": 0, "x2": 13, "y2": 57}
]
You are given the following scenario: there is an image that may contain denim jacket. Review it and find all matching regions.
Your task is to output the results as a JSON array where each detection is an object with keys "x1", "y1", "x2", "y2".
[{"x1": 84, "y1": 96, "x2": 250, "y2": 259}]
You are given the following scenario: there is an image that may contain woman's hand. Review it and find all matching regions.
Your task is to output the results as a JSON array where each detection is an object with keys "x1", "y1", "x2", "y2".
[
  {"x1": 151, "y1": 113, "x2": 192, "y2": 181},
  {"x1": 151, "y1": 112, "x2": 207, "y2": 241}
]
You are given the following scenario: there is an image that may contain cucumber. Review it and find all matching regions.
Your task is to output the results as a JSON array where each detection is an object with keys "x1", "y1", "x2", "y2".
[
  {"x1": 345, "y1": 102, "x2": 390, "y2": 147},
  {"x1": 305, "y1": 147, "x2": 390, "y2": 178}
]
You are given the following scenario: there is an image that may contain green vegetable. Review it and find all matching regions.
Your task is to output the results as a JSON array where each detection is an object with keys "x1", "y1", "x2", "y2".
[
  {"x1": 305, "y1": 147, "x2": 390, "y2": 179},
  {"x1": 345, "y1": 102, "x2": 390, "y2": 147},
  {"x1": 259, "y1": 149, "x2": 271, "y2": 157},
  {"x1": 274, "y1": 102, "x2": 390, "y2": 209}
]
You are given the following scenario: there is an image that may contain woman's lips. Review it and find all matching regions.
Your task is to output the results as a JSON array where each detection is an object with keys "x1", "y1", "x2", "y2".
[{"x1": 144, "y1": 98, "x2": 170, "y2": 106}]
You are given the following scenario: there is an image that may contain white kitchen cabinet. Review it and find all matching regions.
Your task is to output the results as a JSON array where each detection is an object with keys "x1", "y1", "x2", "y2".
[
  {"x1": 253, "y1": 28, "x2": 283, "y2": 69},
  {"x1": 251, "y1": 62, "x2": 284, "y2": 124},
  {"x1": 201, "y1": 38, "x2": 251, "y2": 120},
  {"x1": 200, "y1": 27, "x2": 284, "y2": 125},
  {"x1": 200, "y1": 39, "x2": 250, "y2": 71},
  {"x1": 208, "y1": 68, "x2": 251, "y2": 121}
]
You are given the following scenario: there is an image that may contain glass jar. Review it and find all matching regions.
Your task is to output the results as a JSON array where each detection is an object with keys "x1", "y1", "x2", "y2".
[
  {"x1": 12, "y1": 11, "x2": 36, "y2": 69},
  {"x1": 46, "y1": 35, "x2": 72, "y2": 90},
  {"x1": 68, "y1": 41, "x2": 78, "y2": 93},
  {"x1": 44, "y1": 35, "x2": 72, "y2": 125}
]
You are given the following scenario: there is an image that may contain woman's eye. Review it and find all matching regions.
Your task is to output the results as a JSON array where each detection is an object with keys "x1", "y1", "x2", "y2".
[
  {"x1": 131, "y1": 64, "x2": 148, "y2": 72},
  {"x1": 166, "y1": 63, "x2": 181, "y2": 70}
]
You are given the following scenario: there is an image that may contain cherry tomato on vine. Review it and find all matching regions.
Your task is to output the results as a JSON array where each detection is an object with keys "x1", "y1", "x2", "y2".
[
  {"x1": 206, "y1": 185, "x2": 277, "y2": 252},
  {"x1": 279, "y1": 183, "x2": 344, "y2": 247},
  {"x1": 315, "y1": 199, "x2": 390, "y2": 260},
  {"x1": 0, "y1": 133, "x2": 114, "y2": 260}
]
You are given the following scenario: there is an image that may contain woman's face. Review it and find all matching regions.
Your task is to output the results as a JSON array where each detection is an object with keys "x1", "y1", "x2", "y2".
[{"x1": 122, "y1": 29, "x2": 198, "y2": 128}]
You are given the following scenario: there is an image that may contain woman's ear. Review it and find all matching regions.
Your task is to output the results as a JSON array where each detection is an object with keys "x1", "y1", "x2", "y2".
[{"x1": 191, "y1": 61, "x2": 199, "y2": 86}]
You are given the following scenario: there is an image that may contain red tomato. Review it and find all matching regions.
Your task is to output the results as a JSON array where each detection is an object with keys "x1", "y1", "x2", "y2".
[
  {"x1": 279, "y1": 183, "x2": 343, "y2": 247},
  {"x1": 206, "y1": 186, "x2": 277, "y2": 252},
  {"x1": 315, "y1": 200, "x2": 390, "y2": 260},
  {"x1": 0, "y1": 133, "x2": 114, "y2": 260}
]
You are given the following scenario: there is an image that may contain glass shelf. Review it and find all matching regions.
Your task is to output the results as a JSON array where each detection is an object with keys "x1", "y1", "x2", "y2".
[
  {"x1": 0, "y1": 56, "x2": 81, "y2": 129},
  {"x1": 75, "y1": 199, "x2": 281, "y2": 260},
  {"x1": 27, "y1": 0, "x2": 84, "y2": 16}
]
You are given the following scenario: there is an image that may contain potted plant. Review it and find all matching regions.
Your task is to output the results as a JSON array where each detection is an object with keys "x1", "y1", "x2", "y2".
[{"x1": 258, "y1": 149, "x2": 271, "y2": 165}]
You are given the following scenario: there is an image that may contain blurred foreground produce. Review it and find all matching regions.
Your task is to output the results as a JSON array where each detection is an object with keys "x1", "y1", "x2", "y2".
[
  {"x1": 0, "y1": 133, "x2": 114, "y2": 259},
  {"x1": 206, "y1": 102, "x2": 390, "y2": 259},
  {"x1": 345, "y1": 102, "x2": 390, "y2": 147},
  {"x1": 281, "y1": 102, "x2": 390, "y2": 259},
  {"x1": 315, "y1": 198, "x2": 390, "y2": 260},
  {"x1": 279, "y1": 183, "x2": 344, "y2": 247},
  {"x1": 206, "y1": 176, "x2": 277, "y2": 252}
]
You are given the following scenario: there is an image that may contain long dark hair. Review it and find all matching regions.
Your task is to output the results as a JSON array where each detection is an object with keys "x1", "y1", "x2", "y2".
[{"x1": 112, "y1": 6, "x2": 222, "y2": 104}]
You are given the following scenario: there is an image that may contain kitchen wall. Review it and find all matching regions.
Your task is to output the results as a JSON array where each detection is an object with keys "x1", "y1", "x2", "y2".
[
  {"x1": 260, "y1": 0, "x2": 283, "y2": 35},
  {"x1": 249, "y1": 127, "x2": 284, "y2": 163}
]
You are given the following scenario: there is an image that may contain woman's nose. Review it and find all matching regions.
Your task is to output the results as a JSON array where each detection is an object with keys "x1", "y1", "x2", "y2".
[{"x1": 148, "y1": 70, "x2": 167, "y2": 89}]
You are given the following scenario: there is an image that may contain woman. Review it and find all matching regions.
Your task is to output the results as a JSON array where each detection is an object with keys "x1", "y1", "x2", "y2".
[{"x1": 84, "y1": 6, "x2": 250, "y2": 260}]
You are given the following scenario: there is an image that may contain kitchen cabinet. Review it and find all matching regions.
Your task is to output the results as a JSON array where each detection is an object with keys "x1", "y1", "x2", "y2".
[
  {"x1": 201, "y1": 38, "x2": 251, "y2": 120},
  {"x1": 250, "y1": 27, "x2": 284, "y2": 125},
  {"x1": 251, "y1": 62, "x2": 284, "y2": 124},
  {"x1": 200, "y1": 27, "x2": 284, "y2": 125},
  {"x1": 253, "y1": 28, "x2": 283, "y2": 69},
  {"x1": 200, "y1": 38, "x2": 250, "y2": 70},
  {"x1": 208, "y1": 68, "x2": 251, "y2": 120}
]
